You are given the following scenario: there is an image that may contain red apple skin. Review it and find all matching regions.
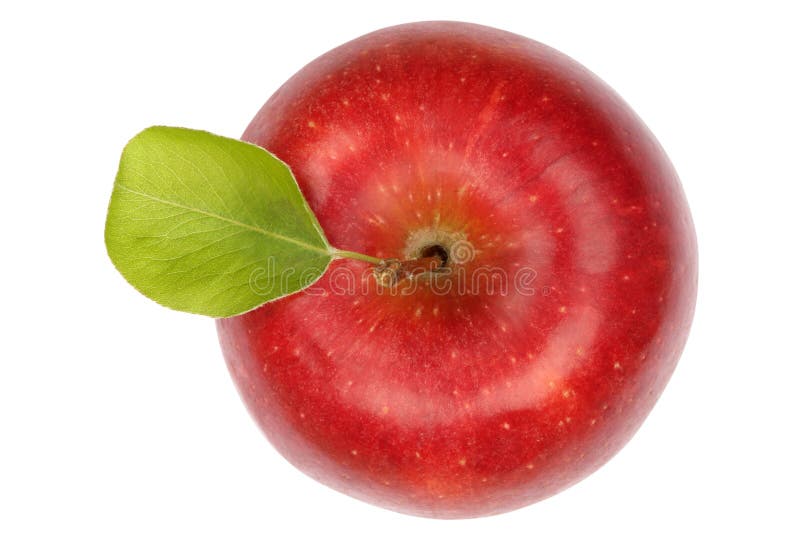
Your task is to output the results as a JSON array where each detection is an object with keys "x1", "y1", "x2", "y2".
[{"x1": 217, "y1": 22, "x2": 697, "y2": 518}]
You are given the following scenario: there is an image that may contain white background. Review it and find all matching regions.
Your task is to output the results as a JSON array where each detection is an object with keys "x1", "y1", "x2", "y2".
[{"x1": 2, "y1": 1, "x2": 798, "y2": 532}]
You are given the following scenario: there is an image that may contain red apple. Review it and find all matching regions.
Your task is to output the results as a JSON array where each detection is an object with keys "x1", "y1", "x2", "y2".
[{"x1": 217, "y1": 21, "x2": 697, "y2": 518}]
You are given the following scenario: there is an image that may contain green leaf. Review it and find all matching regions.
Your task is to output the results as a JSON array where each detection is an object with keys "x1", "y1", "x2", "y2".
[{"x1": 105, "y1": 126, "x2": 333, "y2": 317}]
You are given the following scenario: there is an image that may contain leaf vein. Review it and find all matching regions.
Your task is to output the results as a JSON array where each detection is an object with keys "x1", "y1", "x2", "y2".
[{"x1": 115, "y1": 184, "x2": 330, "y2": 256}]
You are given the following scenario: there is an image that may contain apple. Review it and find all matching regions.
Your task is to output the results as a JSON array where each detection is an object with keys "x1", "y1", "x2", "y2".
[{"x1": 216, "y1": 21, "x2": 697, "y2": 518}]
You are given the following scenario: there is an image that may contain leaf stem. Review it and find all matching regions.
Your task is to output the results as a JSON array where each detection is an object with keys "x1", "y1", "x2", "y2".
[{"x1": 331, "y1": 248, "x2": 384, "y2": 265}]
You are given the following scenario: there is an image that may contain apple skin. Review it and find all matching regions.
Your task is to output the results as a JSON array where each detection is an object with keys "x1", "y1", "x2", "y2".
[{"x1": 217, "y1": 22, "x2": 697, "y2": 518}]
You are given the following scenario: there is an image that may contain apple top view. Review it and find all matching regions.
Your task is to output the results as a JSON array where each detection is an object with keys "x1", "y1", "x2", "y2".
[{"x1": 104, "y1": 21, "x2": 697, "y2": 518}]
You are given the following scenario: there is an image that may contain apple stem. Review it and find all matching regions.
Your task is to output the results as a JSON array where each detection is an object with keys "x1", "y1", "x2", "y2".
[
  {"x1": 374, "y1": 255, "x2": 444, "y2": 287},
  {"x1": 332, "y1": 247, "x2": 447, "y2": 287}
]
